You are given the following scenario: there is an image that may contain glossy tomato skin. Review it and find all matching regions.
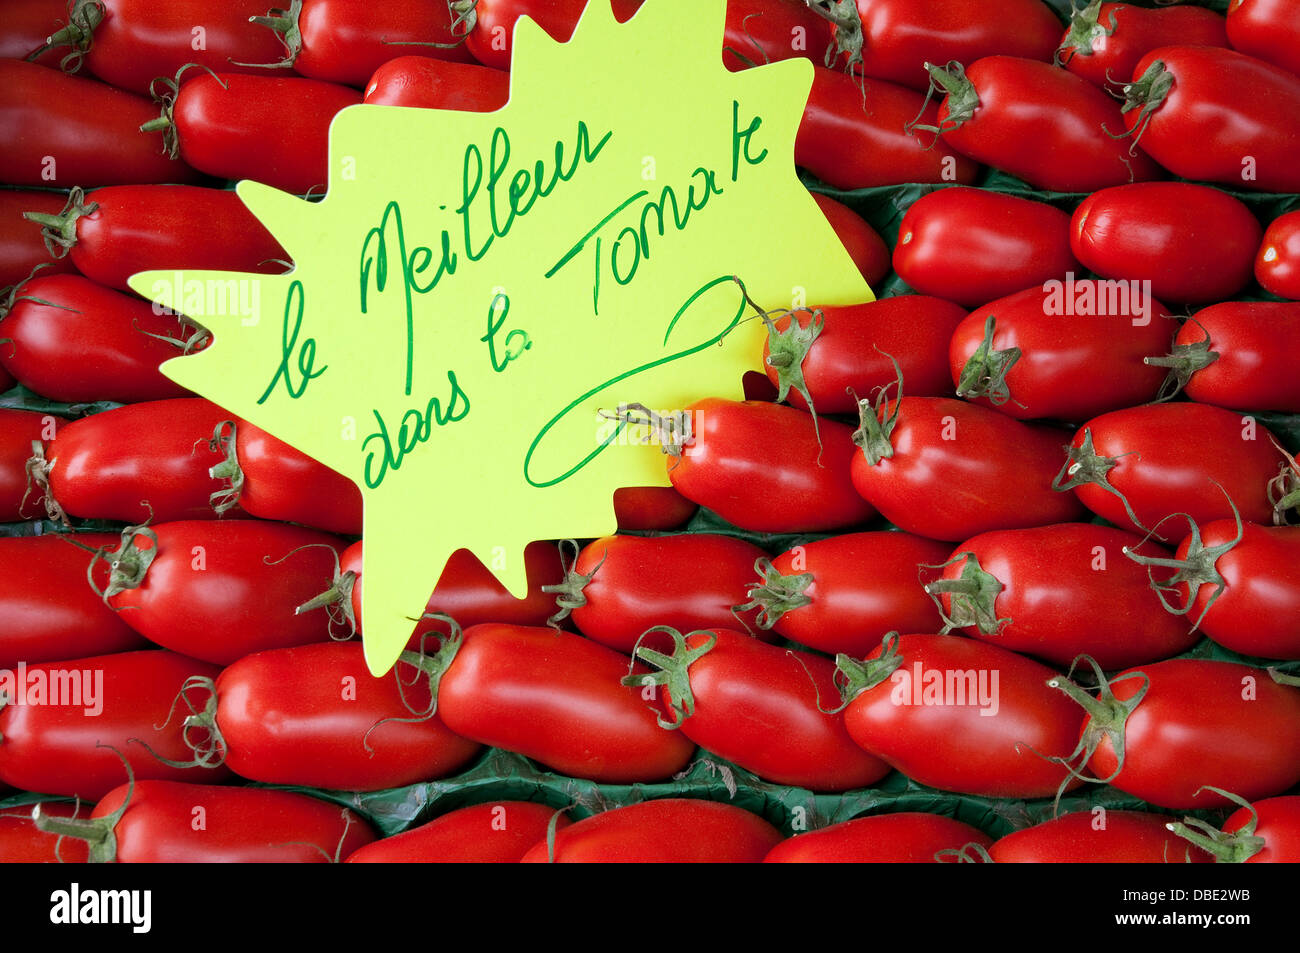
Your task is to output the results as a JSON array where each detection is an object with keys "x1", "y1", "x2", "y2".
[
  {"x1": 1, "y1": 408, "x2": 63, "y2": 522},
  {"x1": 812, "y1": 192, "x2": 890, "y2": 288},
  {"x1": 519, "y1": 798, "x2": 783, "y2": 862},
  {"x1": 949, "y1": 282, "x2": 1172, "y2": 421},
  {"x1": 1256, "y1": 211, "x2": 1300, "y2": 300},
  {"x1": 1083, "y1": 660, "x2": 1300, "y2": 809},
  {"x1": 850, "y1": 397, "x2": 1085, "y2": 541},
  {"x1": 669, "y1": 398, "x2": 875, "y2": 533},
  {"x1": 656, "y1": 629, "x2": 891, "y2": 791},
  {"x1": 1058, "y1": 3, "x2": 1227, "y2": 90},
  {"x1": 764, "y1": 812, "x2": 992, "y2": 863},
  {"x1": 568, "y1": 534, "x2": 768, "y2": 653},
  {"x1": 720, "y1": 0, "x2": 833, "y2": 72},
  {"x1": 894, "y1": 188, "x2": 1078, "y2": 307},
  {"x1": 0, "y1": 60, "x2": 198, "y2": 187},
  {"x1": 436, "y1": 624, "x2": 695, "y2": 783},
  {"x1": 462, "y1": 0, "x2": 644, "y2": 70},
  {"x1": 213, "y1": 642, "x2": 480, "y2": 791},
  {"x1": 89, "y1": 781, "x2": 375, "y2": 862},
  {"x1": 1223, "y1": 797, "x2": 1300, "y2": 863},
  {"x1": 990, "y1": 810, "x2": 1211, "y2": 863},
  {"x1": 842, "y1": 634, "x2": 1084, "y2": 799},
  {"x1": 0, "y1": 533, "x2": 147, "y2": 670},
  {"x1": 364, "y1": 56, "x2": 510, "y2": 110},
  {"x1": 1226, "y1": 0, "x2": 1300, "y2": 77},
  {"x1": 1178, "y1": 303, "x2": 1300, "y2": 413},
  {"x1": 0, "y1": 650, "x2": 232, "y2": 800},
  {"x1": 172, "y1": 73, "x2": 363, "y2": 195},
  {"x1": 934, "y1": 56, "x2": 1162, "y2": 192},
  {"x1": 797, "y1": 66, "x2": 980, "y2": 189},
  {"x1": 1070, "y1": 183, "x2": 1261, "y2": 304},
  {"x1": 934, "y1": 524, "x2": 1197, "y2": 670},
  {"x1": 0, "y1": 802, "x2": 90, "y2": 863},
  {"x1": 105, "y1": 521, "x2": 345, "y2": 665},
  {"x1": 1124, "y1": 46, "x2": 1300, "y2": 192},
  {"x1": 764, "y1": 297, "x2": 968, "y2": 414},
  {"x1": 0, "y1": 275, "x2": 197, "y2": 403},
  {"x1": 346, "y1": 802, "x2": 569, "y2": 862},
  {"x1": 45, "y1": 398, "x2": 231, "y2": 523},
  {"x1": 759, "y1": 531, "x2": 950, "y2": 656},
  {"x1": 611, "y1": 485, "x2": 696, "y2": 531},
  {"x1": 0, "y1": 190, "x2": 78, "y2": 288}
]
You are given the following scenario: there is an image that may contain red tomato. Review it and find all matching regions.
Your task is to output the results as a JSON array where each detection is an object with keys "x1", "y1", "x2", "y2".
[
  {"x1": 0, "y1": 190, "x2": 78, "y2": 288},
  {"x1": 1, "y1": 0, "x2": 79, "y2": 68},
  {"x1": 718, "y1": 0, "x2": 833, "y2": 72},
  {"x1": 0, "y1": 802, "x2": 90, "y2": 863},
  {"x1": 1057, "y1": 2, "x2": 1228, "y2": 91},
  {"x1": 1070, "y1": 183, "x2": 1262, "y2": 304},
  {"x1": 456, "y1": 0, "x2": 644, "y2": 70},
  {"x1": 811, "y1": 192, "x2": 890, "y2": 289},
  {"x1": 346, "y1": 802, "x2": 570, "y2": 862},
  {"x1": 837, "y1": 634, "x2": 1085, "y2": 799},
  {"x1": 948, "y1": 281, "x2": 1173, "y2": 421},
  {"x1": 203, "y1": 642, "x2": 480, "y2": 791},
  {"x1": 364, "y1": 56, "x2": 510, "y2": 110},
  {"x1": 635, "y1": 628, "x2": 891, "y2": 790},
  {"x1": 208, "y1": 418, "x2": 362, "y2": 535},
  {"x1": 1056, "y1": 658, "x2": 1300, "y2": 809},
  {"x1": 39, "y1": 781, "x2": 376, "y2": 862},
  {"x1": 664, "y1": 397, "x2": 875, "y2": 533},
  {"x1": 0, "y1": 650, "x2": 232, "y2": 799},
  {"x1": 990, "y1": 810, "x2": 1210, "y2": 863},
  {"x1": 0, "y1": 274, "x2": 200, "y2": 403},
  {"x1": 99, "y1": 521, "x2": 345, "y2": 664},
  {"x1": 1167, "y1": 302, "x2": 1300, "y2": 414},
  {"x1": 764, "y1": 812, "x2": 993, "y2": 863},
  {"x1": 1059, "y1": 403, "x2": 1285, "y2": 536},
  {"x1": 850, "y1": 392, "x2": 1084, "y2": 541},
  {"x1": 742, "y1": 531, "x2": 950, "y2": 657},
  {"x1": 763, "y1": 296, "x2": 968, "y2": 414},
  {"x1": 611, "y1": 485, "x2": 696, "y2": 531},
  {"x1": 1213, "y1": 796, "x2": 1300, "y2": 863},
  {"x1": 1256, "y1": 210, "x2": 1300, "y2": 301},
  {"x1": 22, "y1": 185, "x2": 288, "y2": 294},
  {"x1": 429, "y1": 623, "x2": 695, "y2": 783},
  {"x1": 519, "y1": 798, "x2": 782, "y2": 862},
  {"x1": 0, "y1": 60, "x2": 198, "y2": 187},
  {"x1": 0, "y1": 407, "x2": 63, "y2": 522},
  {"x1": 559, "y1": 534, "x2": 768, "y2": 653},
  {"x1": 1121, "y1": 46, "x2": 1300, "y2": 192},
  {"x1": 929, "y1": 524, "x2": 1197, "y2": 670},
  {"x1": 920, "y1": 55, "x2": 1162, "y2": 192},
  {"x1": 893, "y1": 188, "x2": 1078, "y2": 307},
  {"x1": 797, "y1": 66, "x2": 980, "y2": 189},
  {"x1": 0, "y1": 533, "x2": 147, "y2": 670},
  {"x1": 1226, "y1": 0, "x2": 1300, "y2": 78}
]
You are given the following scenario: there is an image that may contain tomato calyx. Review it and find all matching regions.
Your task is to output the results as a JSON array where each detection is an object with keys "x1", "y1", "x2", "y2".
[
  {"x1": 24, "y1": 0, "x2": 105, "y2": 73},
  {"x1": 620, "y1": 625, "x2": 718, "y2": 729},
  {"x1": 908, "y1": 62, "x2": 979, "y2": 140},
  {"x1": 733, "y1": 556, "x2": 813, "y2": 629},
  {"x1": 832, "y1": 631, "x2": 906, "y2": 712},
  {"x1": 1146, "y1": 317, "x2": 1219, "y2": 402},
  {"x1": 596, "y1": 402, "x2": 688, "y2": 461},
  {"x1": 1166, "y1": 786, "x2": 1267, "y2": 863},
  {"x1": 1116, "y1": 59, "x2": 1173, "y2": 148},
  {"x1": 206, "y1": 419, "x2": 245, "y2": 515},
  {"x1": 803, "y1": 0, "x2": 865, "y2": 74},
  {"x1": 1046, "y1": 655, "x2": 1149, "y2": 805},
  {"x1": 231, "y1": 0, "x2": 303, "y2": 70},
  {"x1": 1052, "y1": 427, "x2": 1149, "y2": 533},
  {"x1": 922, "y1": 552, "x2": 1010, "y2": 637},
  {"x1": 88, "y1": 523, "x2": 159, "y2": 602},
  {"x1": 1267, "y1": 436, "x2": 1300, "y2": 525},
  {"x1": 762, "y1": 306, "x2": 823, "y2": 416},
  {"x1": 296, "y1": 561, "x2": 359, "y2": 639},
  {"x1": 1055, "y1": 0, "x2": 1116, "y2": 67},
  {"x1": 32, "y1": 744, "x2": 134, "y2": 864},
  {"x1": 132, "y1": 675, "x2": 228, "y2": 770},
  {"x1": 21, "y1": 440, "x2": 68, "y2": 525},
  {"x1": 954, "y1": 314, "x2": 1024, "y2": 408},
  {"x1": 851, "y1": 351, "x2": 904, "y2": 466},
  {"x1": 539, "y1": 538, "x2": 604, "y2": 627},
  {"x1": 22, "y1": 187, "x2": 97, "y2": 260},
  {"x1": 142, "y1": 66, "x2": 229, "y2": 159},
  {"x1": 448, "y1": 1, "x2": 479, "y2": 38},
  {"x1": 393, "y1": 612, "x2": 465, "y2": 719},
  {"x1": 935, "y1": 842, "x2": 995, "y2": 863}
]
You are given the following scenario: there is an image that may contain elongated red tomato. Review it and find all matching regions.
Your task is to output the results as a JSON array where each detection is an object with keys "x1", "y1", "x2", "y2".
[
  {"x1": 519, "y1": 799, "x2": 782, "y2": 863},
  {"x1": 0, "y1": 533, "x2": 147, "y2": 670},
  {"x1": 1121, "y1": 46, "x2": 1300, "y2": 192},
  {"x1": 0, "y1": 650, "x2": 232, "y2": 800},
  {"x1": 1054, "y1": 659, "x2": 1300, "y2": 809},
  {"x1": 1070, "y1": 183, "x2": 1261, "y2": 304},
  {"x1": 893, "y1": 188, "x2": 1078, "y2": 307},
  {"x1": 0, "y1": 407, "x2": 62, "y2": 522},
  {"x1": 39, "y1": 781, "x2": 376, "y2": 863},
  {"x1": 22, "y1": 185, "x2": 288, "y2": 294},
  {"x1": 0, "y1": 274, "x2": 199, "y2": 403},
  {"x1": 797, "y1": 66, "x2": 980, "y2": 189},
  {"x1": 742, "y1": 531, "x2": 950, "y2": 657},
  {"x1": 202, "y1": 642, "x2": 480, "y2": 791},
  {"x1": 929, "y1": 524, "x2": 1197, "y2": 670},
  {"x1": 364, "y1": 56, "x2": 510, "y2": 110},
  {"x1": 456, "y1": 0, "x2": 643, "y2": 70},
  {"x1": 811, "y1": 192, "x2": 889, "y2": 288},
  {"x1": 837, "y1": 634, "x2": 1084, "y2": 799},
  {"x1": 346, "y1": 802, "x2": 570, "y2": 862},
  {"x1": 0, "y1": 802, "x2": 90, "y2": 863},
  {"x1": 0, "y1": 190, "x2": 78, "y2": 287},
  {"x1": 763, "y1": 296, "x2": 968, "y2": 414},
  {"x1": 764, "y1": 812, "x2": 993, "y2": 863},
  {"x1": 557, "y1": 534, "x2": 768, "y2": 653},
  {"x1": 1057, "y1": 2, "x2": 1227, "y2": 90},
  {"x1": 990, "y1": 810, "x2": 1210, "y2": 863},
  {"x1": 948, "y1": 281, "x2": 1173, "y2": 421},
  {"x1": 850, "y1": 393, "x2": 1084, "y2": 541},
  {"x1": 1256, "y1": 211, "x2": 1300, "y2": 301},
  {"x1": 0, "y1": 60, "x2": 197, "y2": 187},
  {"x1": 428, "y1": 623, "x2": 695, "y2": 783},
  {"x1": 664, "y1": 398, "x2": 875, "y2": 533},
  {"x1": 611, "y1": 485, "x2": 696, "y2": 531},
  {"x1": 1165, "y1": 302, "x2": 1300, "y2": 413},
  {"x1": 921, "y1": 56, "x2": 1161, "y2": 192},
  {"x1": 1226, "y1": 0, "x2": 1300, "y2": 78}
]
